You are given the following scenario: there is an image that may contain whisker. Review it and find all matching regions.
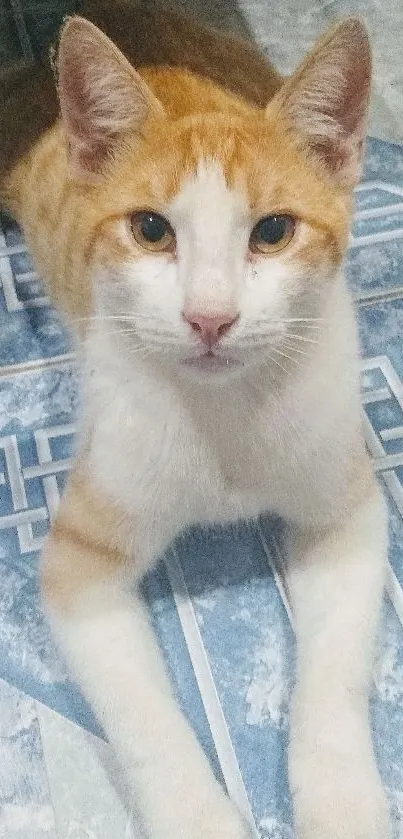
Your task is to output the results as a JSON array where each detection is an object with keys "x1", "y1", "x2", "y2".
[
  {"x1": 281, "y1": 317, "x2": 325, "y2": 324},
  {"x1": 271, "y1": 346, "x2": 301, "y2": 367},
  {"x1": 87, "y1": 328, "x2": 140, "y2": 338},
  {"x1": 255, "y1": 317, "x2": 325, "y2": 327},
  {"x1": 265, "y1": 354, "x2": 291, "y2": 377},
  {"x1": 72, "y1": 313, "x2": 166, "y2": 325},
  {"x1": 281, "y1": 339, "x2": 310, "y2": 358},
  {"x1": 283, "y1": 332, "x2": 319, "y2": 345},
  {"x1": 139, "y1": 331, "x2": 181, "y2": 343},
  {"x1": 126, "y1": 345, "x2": 160, "y2": 361}
]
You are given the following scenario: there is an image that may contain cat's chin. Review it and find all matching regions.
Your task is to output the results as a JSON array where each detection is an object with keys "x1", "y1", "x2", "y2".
[
  {"x1": 182, "y1": 352, "x2": 241, "y2": 372},
  {"x1": 178, "y1": 351, "x2": 245, "y2": 382}
]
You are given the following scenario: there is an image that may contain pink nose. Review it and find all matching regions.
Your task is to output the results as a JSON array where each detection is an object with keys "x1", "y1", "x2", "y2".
[{"x1": 183, "y1": 310, "x2": 239, "y2": 347}]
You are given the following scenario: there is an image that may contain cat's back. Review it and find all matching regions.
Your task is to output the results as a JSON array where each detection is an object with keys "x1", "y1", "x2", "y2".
[{"x1": 0, "y1": 0, "x2": 281, "y2": 195}]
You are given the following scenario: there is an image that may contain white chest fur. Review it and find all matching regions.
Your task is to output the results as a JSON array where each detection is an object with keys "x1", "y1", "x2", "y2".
[{"x1": 82, "y1": 282, "x2": 363, "y2": 571}]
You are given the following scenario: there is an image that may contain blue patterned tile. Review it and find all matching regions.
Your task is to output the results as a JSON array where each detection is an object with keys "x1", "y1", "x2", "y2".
[
  {"x1": 0, "y1": 677, "x2": 56, "y2": 838},
  {"x1": 373, "y1": 601, "x2": 403, "y2": 834},
  {"x1": 358, "y1": 302, "x2": 403, "y2": 376},
  {"x1": 364, "y1": 139, "x2": 403, "y2": 188}
]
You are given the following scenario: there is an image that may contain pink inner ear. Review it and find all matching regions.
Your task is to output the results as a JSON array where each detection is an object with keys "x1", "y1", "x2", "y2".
[
  {"x1": 275, "y1": 19, "x2": 372, "y2": 187},
  {"x1": 331, "y1": 45, "x2": 371, "y2": 138},
  {"x1": 59, "y1": 51, "x2": 94, "y2": 141},
  {"x1": 57, "y1": 17, "x2": 157, "y2": 177},
  {"x1": 316, "y1": 57, "x2": 370, "y2": 183}
]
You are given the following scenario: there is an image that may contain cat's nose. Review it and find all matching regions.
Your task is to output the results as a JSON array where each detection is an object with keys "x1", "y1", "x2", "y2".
[{"x1": 183, "y1": 310, "x2": 239, "y2": 347}]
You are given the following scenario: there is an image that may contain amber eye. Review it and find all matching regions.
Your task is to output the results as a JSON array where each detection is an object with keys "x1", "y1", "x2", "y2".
[
  {"x1": 130, "y1": 211, "x2": 175, "y2": 253},
  {"x1": 249, "y1": 214, "x2": 295, "y2": 254}
]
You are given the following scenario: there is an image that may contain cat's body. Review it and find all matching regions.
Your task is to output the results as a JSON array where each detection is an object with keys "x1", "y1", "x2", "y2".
[{"x1": 0, "y1": 5, "x2": 391, "y2": 839}]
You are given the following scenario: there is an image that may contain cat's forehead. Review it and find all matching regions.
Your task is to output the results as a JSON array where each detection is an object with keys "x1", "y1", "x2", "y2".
[
  {"x1": 113, "y1": 112, "x2": 285, "y2": 207},
  {"x1": 105, "y1": 111, "x2": 348, "y2": 242},
  {"x1": 156, "y1": 113, "x2": 289, "y2": 208},
  {"x1": 169, "y1": 158, "x2": 248, "y2": 227}
]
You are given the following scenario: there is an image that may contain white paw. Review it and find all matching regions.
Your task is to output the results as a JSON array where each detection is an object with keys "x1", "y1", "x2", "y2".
[
  {"x1": 142, "y1": 781, "x2": 254, "y2": 839},
  {"x1": 291, "y1": 756, "x2": 391, "y2": 839},
  {"x1": 197, "y1": 799, "x2": 255, "y2": 839}
]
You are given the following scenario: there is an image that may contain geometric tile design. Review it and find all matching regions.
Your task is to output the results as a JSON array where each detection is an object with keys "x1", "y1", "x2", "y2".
[
  {"x1": 0, "y1": 425, "x2": 74, "y2": 553},
  {"x1": 362, "y1": 356, "x2": 403, "y2": 495},
  {"x1": 0, "y1": 424, "x2": 74, "y2": 554}
]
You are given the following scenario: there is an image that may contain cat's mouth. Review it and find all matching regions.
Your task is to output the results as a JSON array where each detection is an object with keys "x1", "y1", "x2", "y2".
[{"x1": 182, "y1": 350, "x2": 242, "y2": 373}]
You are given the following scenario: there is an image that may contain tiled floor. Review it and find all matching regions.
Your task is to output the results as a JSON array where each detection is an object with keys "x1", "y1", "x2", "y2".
[
  {"x1": 0, "y1": 677, "x2": 138, "y2": 838},
  {"x1": 0, "y1": 2, "x2": 402, "y2": 838}
]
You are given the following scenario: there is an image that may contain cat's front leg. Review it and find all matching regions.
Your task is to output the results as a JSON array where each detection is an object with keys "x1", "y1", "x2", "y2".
[
  {"x1": 286, "y1": 478, "x2": 391, "y2": 839},
  {"x1": 42, "y1": 469, "x2": 252, "y2": 839}
]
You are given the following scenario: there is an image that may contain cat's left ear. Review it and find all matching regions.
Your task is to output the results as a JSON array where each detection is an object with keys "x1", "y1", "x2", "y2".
[
  {"x1": 270, "y1": 18, "x2": 371, "y2": 188},
  {"x1": 56, "y1": 16, "x2": 165, "y2": 179}
]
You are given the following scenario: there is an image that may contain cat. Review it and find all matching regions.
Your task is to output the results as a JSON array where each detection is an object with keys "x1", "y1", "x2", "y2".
[{"x1": 0, "y1": 4, "x2": 391, "y2": 839}]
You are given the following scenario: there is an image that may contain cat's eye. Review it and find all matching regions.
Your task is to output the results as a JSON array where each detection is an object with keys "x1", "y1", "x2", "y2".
[
  {"x1": 249, "y1": 214, "x2": 295, "y2": 255},
  {"x1": 130, "y1": 211, "x2": 175, "y2": 253}
]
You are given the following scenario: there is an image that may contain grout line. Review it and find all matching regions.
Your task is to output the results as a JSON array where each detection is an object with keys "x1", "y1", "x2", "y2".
[
  {"x1": 355, "y1": 288, "x2": 403, "y2": 306},
  {"x1": 35, "y1": 698, "x2": 62, "y2": 839},
  {"x1": 385, "y1": 565, "x2": 403, "y2": 627}
]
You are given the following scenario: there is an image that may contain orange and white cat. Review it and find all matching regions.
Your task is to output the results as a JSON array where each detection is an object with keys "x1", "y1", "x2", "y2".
[{"x1": 1, "y1": 6, "x2": 391, "y2": 839}]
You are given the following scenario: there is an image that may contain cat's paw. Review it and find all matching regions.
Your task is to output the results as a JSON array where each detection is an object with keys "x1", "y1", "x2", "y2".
[
  {"x1": 194, "y1": 796, "x2": 255, "y2": 839},
  {"x1": 291, "y1": 756, "x2": 391, "y2": 839},
  {"x1": 143, "y1": 783, "x2": 254, "y2": 839}
]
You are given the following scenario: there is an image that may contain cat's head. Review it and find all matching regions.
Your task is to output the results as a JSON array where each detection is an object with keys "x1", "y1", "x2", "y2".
[{"x1": 57, "y1": 15, "x2": 371, "y2": 384}]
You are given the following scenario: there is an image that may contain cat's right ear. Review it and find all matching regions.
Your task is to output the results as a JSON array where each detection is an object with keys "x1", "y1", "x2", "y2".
[{"x1": 56, "y1": 16, "x2": 165, "y2": 179}]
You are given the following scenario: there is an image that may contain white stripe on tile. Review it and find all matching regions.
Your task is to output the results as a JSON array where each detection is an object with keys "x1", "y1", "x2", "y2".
[
  {"x1": 355, "y1": 288, "x2": 403, "y2": 305},
  {"x1": 0, "y1": 354, "x2": 76, "y2": 379},
  {"x1": 37, "y1": 701, "x2": 139, "y2": 839},
  {"x1": 165, "y1": 549, "x2": 258, "y2": 834},
  {"x1": 350, "y1": 228, "x2": 403, "y2": 248},
  {"x1": 355, "y1": 182, "x2": 403, "y2": 198},
  {"x1": 361, "y1": 388, "x2": 391, "y2": 404},
  {"x1": 0, "y1": 678, "x2": 57, "y2": 839},
  {"x1": 0, "y1": 507, "x2": 48, "y2": 529},
  {"x1": 0, "y1": 254, "x2": 25, "y2": 310},
  {"x1": 0, "y1": 435, "x2": 27, "y2": 509},
  {"x1": 257, "y1": 523, "x2": 294, "y2": 629},
  {"x1": 380, "y1": 426, "x2": 403, "y2": 442},
  {"x1": 373, "y1": 452, "x2": 403, "y2": 472},
  {"x1": 34, "y1": 427, "x2": 75, "y2": 523},
  {"x1": 356, "y1": 203, "x2": 403, "y2": 219},
  {"x1": 22, "y1": 459, "x2": 74, "y2": 480},
  {"x1": 0, "y1": 243, "x2": 27, "y2": 257},
  {"x1": 385, "y1": 566, "x2": 403, "y2": 627},
  {"x1": 378, "y1": 357, "x2": 403, "y2": 410}
]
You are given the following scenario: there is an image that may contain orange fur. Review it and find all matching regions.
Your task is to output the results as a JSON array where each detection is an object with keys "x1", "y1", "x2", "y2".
[
  {"x1": 0, "y1": 0, "x2": 282, "y2": 184},
  {"x1": 4, "y1": 63, "x2": 350, "y2": 326},
  {"x1": 42, "y1": 468, "x2": 132, "y2": 612}
]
